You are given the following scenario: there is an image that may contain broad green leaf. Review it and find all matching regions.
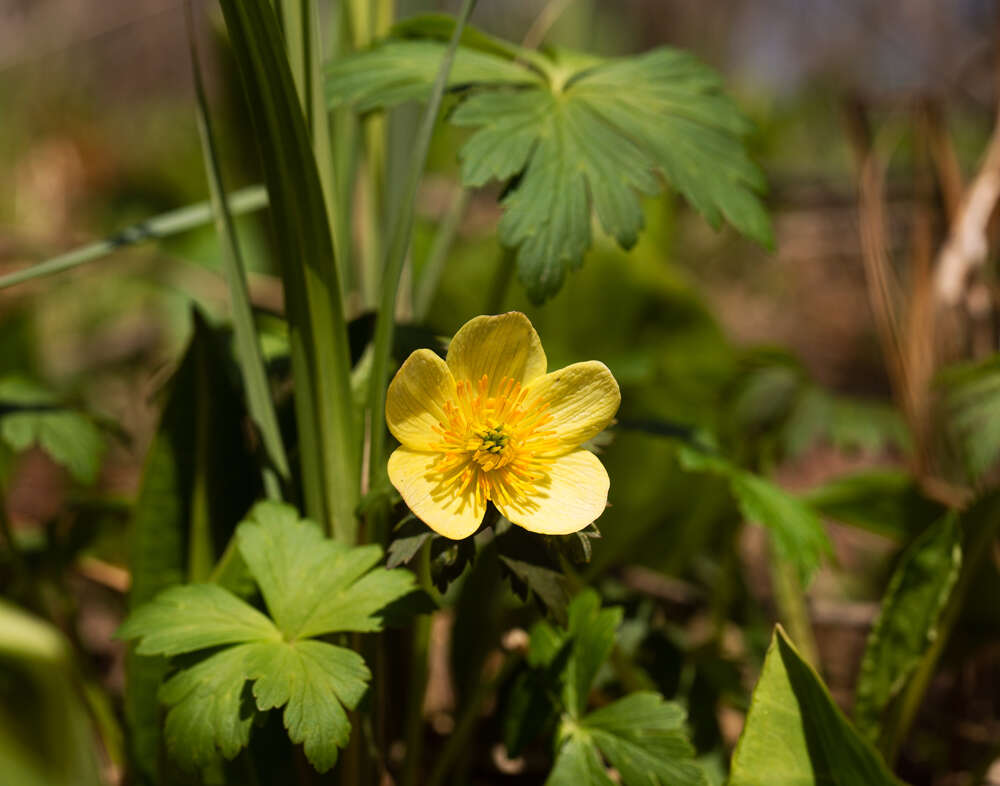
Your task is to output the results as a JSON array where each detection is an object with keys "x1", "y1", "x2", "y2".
[
  {"x1": 327, "y1": 21, "x2": 770, "y2": 302},
  {"x1": 676, "y1": 446, "x2": 831, "y2": 584},
  {"x1": 123, "y1": 312, "x2": 262, "y2": 783},
  {"x1": 854, "y1": 515, "x2": 961, "y2": 746},
  {"x1": 246, "y1": 639, "x2": 370, "y2": 772},
  {"x1": 120, "y1": 501, "x2": 414, "y2": 771},
  {"x1": 804, "y1": 469, "x2": 945, "y2": 540},
  {"x1": 546, "y1": 731, "x2": 616, "y2": 786},
  {"x1": 938, "y1": 353, "x2": 1000, "y2": 481},
  {"x1": 218, "y1": 0, "x2": 359, "y2": 539},
  {"x1": 118, "y1": 584, "x2": 280, "y2": 656},
  {"x1": 584, "y1": 692, "x2": 708, "y2": 786},
  {"x1": 236, "y1": 501, "x2": 415, "y2": 638},
  {"x1": 728, "y1": 627, "x2": 903, "y2": 786},
  {"x1": 499, "y1": 555, "x2": 573, "y2": 623}
]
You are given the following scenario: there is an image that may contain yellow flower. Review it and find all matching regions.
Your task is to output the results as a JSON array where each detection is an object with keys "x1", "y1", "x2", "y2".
[{"x1": 386, "y1": 312, "x2": 620, "y2": 539}]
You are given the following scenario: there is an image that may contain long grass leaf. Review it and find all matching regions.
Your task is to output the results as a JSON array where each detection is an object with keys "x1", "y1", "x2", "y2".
[
  {"x1": 0, "y1": 187, "x2": 266, "y2": 291},
  {"x1": 218, "y1": 0, "x2": 359, "y2": 540},
  {"x1": 185, "y1": 0, "x2": 289, "y2": 499},
  {"x1": 366, "y1": 0, "x2": 478, "y2": 541}
]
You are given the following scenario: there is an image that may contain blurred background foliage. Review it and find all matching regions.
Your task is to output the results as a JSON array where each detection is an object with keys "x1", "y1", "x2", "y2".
[{"x1": 2, "y1": 0, "x2": 1000, "y2": 784}]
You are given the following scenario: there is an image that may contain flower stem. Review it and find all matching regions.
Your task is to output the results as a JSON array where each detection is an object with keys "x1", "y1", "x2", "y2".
[{"x1": 401, "y1": 542, "x2": 435, "y2": 786}]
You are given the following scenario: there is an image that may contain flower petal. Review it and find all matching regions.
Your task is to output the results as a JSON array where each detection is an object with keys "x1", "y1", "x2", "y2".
[
  {"x1": 386, "y1": 349, "x2": 457, "y2": 450},
  {"x1": 387, "y1": 448, "x2": 485, "y2": 539},
  {"x1": 523, "y1": 361, "x2": 620, "y2": 454},
  {"x1": 446, "y1": 312, "x2": 547, "y2": 394},
  {"x1": 494, "y1": 449, "x2": 610, "y2": 535}
]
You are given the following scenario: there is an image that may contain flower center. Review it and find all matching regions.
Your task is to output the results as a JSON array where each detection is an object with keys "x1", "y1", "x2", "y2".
[{"x1": 430, "y1": 374, "x2": 559, "y2": 512}]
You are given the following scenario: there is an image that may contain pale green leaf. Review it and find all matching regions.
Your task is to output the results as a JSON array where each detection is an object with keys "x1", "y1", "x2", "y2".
[
  {"x1": 546, "y1": 731, "x2": 616, "y2": 786},
  {"x1": 584, "y1": 692, "x2": 708, "y2": 786},
  {"x1": 728, "y1": 627, "x2": 903, "y2": 786},
  {"x1": 854, "y1": 515, "x2": 962, "y2": 745},
  {"x1": 235, "y1": 501, "x2": 415, "y2": 639},
  {"x1": 246, "y1": 639, "x2": 370, "y2": 772},
  {"x1": 117, "y1": 584, "x2": 280, "y2": 656}
]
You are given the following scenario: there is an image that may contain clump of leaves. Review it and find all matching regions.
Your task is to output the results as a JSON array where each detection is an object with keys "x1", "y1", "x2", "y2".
[
  {"x1": 118, "y1": 501, "x2": 415, "y2": 772},
  {"x1": 327, "y1": 16, "x2": 771, "y2": 302},
  {"x1": 506, "y1": 589, "x2": 708, "y2": 785},
  {"x1": 0, "y1": 375, "x2": 104, "y2": 486}
]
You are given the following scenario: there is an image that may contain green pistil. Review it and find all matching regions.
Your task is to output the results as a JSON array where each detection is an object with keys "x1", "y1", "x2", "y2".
[{"x1": 479, "y1": 426, "x2": 509, "y2": 454}]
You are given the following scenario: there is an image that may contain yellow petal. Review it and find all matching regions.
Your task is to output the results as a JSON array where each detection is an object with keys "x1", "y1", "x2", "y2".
[
  {"x1": 386, "y1": 349, "x2": 457, "y2": 450},
  {"x1": 495, "y1": 449, "x2": 609, "y2": 535},
  {"x1": 446, "y1": 312, "x2": 547, "y2": 395},
  {"x1": 387, "y1": 448, "x2": 485, "y2": 539},
  {"x1": 523, "y1": 361, "x2": 620, "y2": 454}
]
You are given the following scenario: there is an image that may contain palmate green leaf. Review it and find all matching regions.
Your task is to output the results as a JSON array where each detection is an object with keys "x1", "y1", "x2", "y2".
[
  {"x1": 676, "y1": 446, "x2": 831, "y2": 585},
  {"x1": 583, "y1": 692, "x2": 708, "y2": 786},
  {"x1": 327, "y1": 18, "x2": 770, "y2": 302},
  {"x1": 729, "y1": 627, "x2": 903, "y2": 786},
  {"x1": 547, "y1": 732, "x2": 616, "y2": 786},
  {"x1": 119, "y1": 501, "x2": 415, "y2": 772},
  {"x1": 0, "y1": 376, "x2": 103, "y2": 485},
  {"x1": 853, "y1": 514, "x2": 961, "y2": 746},
  {"x1": 236, "y1": 501, "x2": 415, "y2": 638},
  {"x1": 118, "y1": 584, "x2": 280, "y2": 656}
]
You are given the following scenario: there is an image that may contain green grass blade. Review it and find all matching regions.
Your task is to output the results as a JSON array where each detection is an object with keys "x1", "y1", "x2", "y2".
[
  {"x1": 0, "y1": 187, "x2": 267, "y2": 291},
  {"x1": 218, "y1": 0, "x2": 359, "y2": 541},
  {"x1": 185, "y1": 0, "x2": 289, "y2": 498},
  {"x1": 366, "y1": 0, "x2": 478, "y2": 543}
]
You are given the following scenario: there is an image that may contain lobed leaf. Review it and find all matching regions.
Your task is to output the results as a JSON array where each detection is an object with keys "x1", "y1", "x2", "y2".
[
  {"x1": 118, "y1": 584, "x2": 279, "y2": 656},
  {"x1": 584, "y1": 692, "x2": 708, "y2": 786},
  {"x1": 236, "y1": 501, "x2": 415, "y2": 639},
  {"x1": 326, "y1": 19, "x2": 771, "y2": 302},
  {"x1": 546, "y1": 732, "x2": 616, "y2": 786}
]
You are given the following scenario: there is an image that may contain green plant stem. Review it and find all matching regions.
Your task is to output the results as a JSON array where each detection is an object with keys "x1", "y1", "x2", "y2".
[
  {"x1": 185, "y1": 0, "x2": 289, "y2": 498},
  {"x1": 425, "y1": 650, "x2": 524, "y2": 786},
  {"x1": 882, "y1": 492, "x2": 1000, "y2": 763},
  {"x1": 401, "y1": 542, "x2": 435, "y2": 786},
  {"x1": 770, "y1": 554, "x2": 819, "y2": 670},
  {"x1": 365, "y1": 0, "x2": 477, "y2": 547},
  {"x1": 0, "y1": 187, "x2": 267, "y2": 291},
  {"x1": 413, "y1": 187, "x2": 470, "y2": 321}
]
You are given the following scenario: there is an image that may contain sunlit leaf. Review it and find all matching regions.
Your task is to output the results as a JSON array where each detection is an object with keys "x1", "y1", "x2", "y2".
[
  {"x1": 327, "y1": 19, "x2": 771, "y2": 302},
  {"x1": 728, "y1": 627, "x2": 903, "y2": 786},
  {"x1": 119, "y1": 501, "x2": 415, "y2": 771}
]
